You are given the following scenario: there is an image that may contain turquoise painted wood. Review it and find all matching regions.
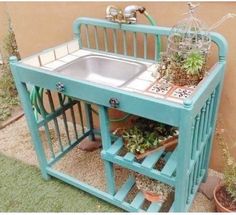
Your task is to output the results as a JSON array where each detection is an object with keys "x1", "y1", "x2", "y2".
[{"x1": 9, "y1": 17, "x2": 228, "y2": 212}]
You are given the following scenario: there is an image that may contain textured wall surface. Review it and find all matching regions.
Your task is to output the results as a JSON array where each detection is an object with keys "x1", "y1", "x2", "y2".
[{"x1": 1, "y1": 2, "x2": 236, "y2": 171}]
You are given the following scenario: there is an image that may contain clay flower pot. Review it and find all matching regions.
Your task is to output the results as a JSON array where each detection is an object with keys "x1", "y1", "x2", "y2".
[
  {"x1": 143, "y1": 191, "x2": 163, "y2": 203},
  {"x1": 213, "y1": 184, "x2": 232, "y2": 212}
]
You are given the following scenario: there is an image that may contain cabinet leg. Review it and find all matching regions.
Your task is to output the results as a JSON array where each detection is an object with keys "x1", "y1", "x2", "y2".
[
  {"x1": 98, "y1": 106, "x2": 116, "y2": 195},
  {"x1": 14, "y1": 82, "x2": 50, "y2": 180},
  {"x1": 174, "y1": 113, "x2": 193, "y2": 212},
  {"x1": 103, "y1": 161, "x2": 116, "y2": 195}
]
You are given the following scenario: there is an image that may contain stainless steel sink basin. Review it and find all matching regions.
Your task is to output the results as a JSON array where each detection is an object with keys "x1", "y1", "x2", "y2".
[{"x1": 55, "y1": 54, "x2": 147, "y2": 87}]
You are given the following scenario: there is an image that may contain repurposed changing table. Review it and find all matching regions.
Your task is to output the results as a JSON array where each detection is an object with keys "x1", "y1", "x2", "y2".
[{"x1": 10, "y1": 17, "x2": 227, "y2": 212}]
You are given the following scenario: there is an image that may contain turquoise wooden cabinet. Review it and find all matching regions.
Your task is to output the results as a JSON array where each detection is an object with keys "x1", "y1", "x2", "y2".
[{"x1": 9, "y1": 17, "x2": 228, "y2": 212}]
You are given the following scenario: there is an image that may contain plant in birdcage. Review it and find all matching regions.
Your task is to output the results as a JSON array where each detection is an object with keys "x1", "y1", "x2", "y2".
[
  {"x1": 182, "y1": 50, "x2": 205, "y2": 75},
  {"x1": 157, "y1": 3, "x2": 211, "y2": 86}
]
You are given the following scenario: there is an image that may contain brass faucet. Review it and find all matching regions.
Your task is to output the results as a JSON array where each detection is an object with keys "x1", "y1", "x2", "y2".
[{"x1": 106, "y1": 5, "x2": 146, "y2": 24}]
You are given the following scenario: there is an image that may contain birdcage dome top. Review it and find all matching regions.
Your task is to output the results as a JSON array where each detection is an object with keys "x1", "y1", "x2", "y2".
[{"x1": 167, "y1": 4, "x2": 211, "y2": 56}]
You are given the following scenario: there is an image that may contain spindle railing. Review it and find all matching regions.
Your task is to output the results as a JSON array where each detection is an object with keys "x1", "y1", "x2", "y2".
[{"x1": 77, "y1": 22, "x2": 161, "y2": 61}]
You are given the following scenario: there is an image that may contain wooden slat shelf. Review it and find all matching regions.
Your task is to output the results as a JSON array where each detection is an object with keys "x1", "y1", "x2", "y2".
[
  {"x1": 101, "y1": 138, "x2": 177, "y2": 186},
  {"x1": 113, "y1": 176, "x2": 169, "y2": 212}
]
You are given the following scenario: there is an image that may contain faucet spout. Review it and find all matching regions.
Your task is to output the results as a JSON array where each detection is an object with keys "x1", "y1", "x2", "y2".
[
  {"x1": 123, "y1": 5, "x2": 146, "y2": 17},
  {"x1": 105, "y1": 5, "x2": 146, "y2": 24}
]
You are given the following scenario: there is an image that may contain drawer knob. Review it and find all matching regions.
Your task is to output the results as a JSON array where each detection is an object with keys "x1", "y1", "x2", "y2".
[
  {"x1": 56, "y1": 82, "x2": 65, "y2": 92},
  {"x1": 109, "y1": 98, "x2": 119, "y2": 108}
]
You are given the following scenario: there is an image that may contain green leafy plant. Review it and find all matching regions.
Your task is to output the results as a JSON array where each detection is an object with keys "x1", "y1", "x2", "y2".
[
  {"x1": 219, "y1": 135, "x2": 236, "y2": 202},
  {"x1": 182, "y1": 51, "x2": 204, "y2": 75},
  {"x1": 0, "y1": 15, "x2": 20, "y2": 122},
  {"x1": 122, "y1": 117, "x2": 177, "y2": 154}
]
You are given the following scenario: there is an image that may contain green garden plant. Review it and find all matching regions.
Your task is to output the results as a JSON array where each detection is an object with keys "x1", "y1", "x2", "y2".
[
  {"x1": 122, "y1": 117, "x2": 177, "y2": 155},
  {"x1": 214, "y1": 132, "x2": 236, "y2": 211},
  {"x1": 0, "y1": 15, "x2": 20, "y2": 122},
  {"x1": 220, "y1": 138, "x2": 236, "y2": 201},
  {"x1": 182, "y1": 51, "x2": 205, "y2": 75}
]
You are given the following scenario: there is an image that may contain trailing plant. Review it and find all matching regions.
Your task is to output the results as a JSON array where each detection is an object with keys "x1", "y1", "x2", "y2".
[
  {"x1": 135, "y1": 173, "x2": 173, "y2": 201},
  {"x1": 182, "y1": 51, "x2": 204, "y2": 75},
  {"x1": 122, "y1": 117, "x2": 177, "y2": 154}
]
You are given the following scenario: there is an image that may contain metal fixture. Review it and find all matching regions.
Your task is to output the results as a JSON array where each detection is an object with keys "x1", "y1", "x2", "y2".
[
  {"x1": 123, "y1": 5, "x2": 145, "y2": 24},
  {"x1": 109, "y1": 98, "x2": 120, "y2": 108},
  {"x1": 56, "y1": 82, "x2": 65, "y2": 92},
  {"x1": 106, "y1": 5, "x2": 146, "y2": 24}
]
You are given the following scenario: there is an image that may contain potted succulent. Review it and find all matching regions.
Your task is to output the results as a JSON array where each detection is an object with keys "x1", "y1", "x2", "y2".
[
  {"x1": 121, "y1": 117, "x2": 178, "y2": 159},
  {"x1": 159, "y1": 49, "x2": 207, "y2": 86},
  {"x1": 157, "y1": 3, "x2": 211, "y2": 86},
  {"x1": 135, "y1": 173, "x2": 173, "y2": 202},
  {"x1": 213, "y1": 132, "x2": 236, "y2": 212}
]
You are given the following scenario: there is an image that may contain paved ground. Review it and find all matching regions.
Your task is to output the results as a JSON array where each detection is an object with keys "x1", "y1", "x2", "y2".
[{"x1": 0, "y1": 116, "x2": 220, "y2": 212}]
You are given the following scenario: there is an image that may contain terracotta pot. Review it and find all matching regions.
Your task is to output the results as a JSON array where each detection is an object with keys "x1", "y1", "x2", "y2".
[
  {"x1": 213, "y1": 184, "x2": 232, "y2": 212},
  {"x1": 143, "y1": 191, "x2": 163, "y2": 203}
]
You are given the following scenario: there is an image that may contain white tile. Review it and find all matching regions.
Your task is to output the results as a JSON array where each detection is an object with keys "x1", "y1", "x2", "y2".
[
  {"x1": 43, "y1": 60, "x2": 65, "y2": 69},
  {"x1": 148, "y1": 82, "x2": 172, "y2": 95},
  {"x1": 148, "y1": 63, "x2": 159, "y2": 71},
  {"x1": 143, "y1": 91, "x2": 165, "y2": 99},
  {"x1": 41, "y1": 66, "x2": 54, "y2": 71},
  {"x1": 59, "y1": 54, "x2": 78, "y2": 63},
  {"x1": 121, "y1": 87, "x2": 135, "y2": 92},
  {"x1": 126, "y1": 79, "x2": 152, "y2": 91},
  {"x1": 71, "y1": 50, "x2": 91, "y2": 57},
  {"x1": 55, "y1": 45, "x2": 68, "y2": 59},
  {"x1": 22, "y1": 56, "x2": 40, "y2": 67},
  {"x1": 138, "y1": 71, "x2": 157, "y2": 82},
  {"x1": 67, "y1": 40, "x2": 79, "y2": 53},
  {"x1": 39, "y1": 50, "x2": 55, "y2": 65},
  {"x1": 170, "y1": 88, "x2": 193, "y2": 99}
]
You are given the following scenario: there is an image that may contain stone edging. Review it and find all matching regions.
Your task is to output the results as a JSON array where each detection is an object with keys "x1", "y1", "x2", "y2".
[{"x1": 0, "y1": 111, "x2": 24, "y2": 130}]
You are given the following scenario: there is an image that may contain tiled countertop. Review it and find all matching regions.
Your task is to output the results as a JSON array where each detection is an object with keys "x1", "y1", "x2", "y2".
[{"x1": 21, "y1": 39, "x2": 200, "y2": 105}]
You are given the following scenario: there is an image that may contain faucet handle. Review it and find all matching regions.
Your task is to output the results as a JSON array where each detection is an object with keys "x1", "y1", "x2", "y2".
[{"x1": 106, "y1": 5, "x2": 122, "y2": 21}]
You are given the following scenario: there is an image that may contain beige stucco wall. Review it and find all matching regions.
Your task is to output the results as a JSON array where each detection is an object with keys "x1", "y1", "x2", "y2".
[{"x1": 1, "y1": 2, "x2": 236, "y2": 171}]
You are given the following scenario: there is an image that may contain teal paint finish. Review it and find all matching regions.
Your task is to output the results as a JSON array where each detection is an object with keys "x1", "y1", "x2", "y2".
[
  {"x1": 10, "y1": 17, "x2": 228, "y2": 212},
  {"x1": 9, "y1": 56, "x2": 50, "y2": 180},
  {"x1": 98, "y1": 106, "x2": 116, "y2": 195}
]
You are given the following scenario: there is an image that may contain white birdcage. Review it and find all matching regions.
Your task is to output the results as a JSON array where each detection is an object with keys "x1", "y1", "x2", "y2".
[{"x1": 160, "y1": 3, "x2": 211, "y2": 86}]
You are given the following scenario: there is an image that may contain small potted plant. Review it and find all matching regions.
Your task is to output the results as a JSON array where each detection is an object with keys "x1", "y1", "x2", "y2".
[
  {"x1": 213, "y1": 132, "x2": 236, "y2": 212},
  {"x1": 159, "y1": 50, "x2": 207, "y2": 86},
  {"x1": 157, "y1": 3, "x2": 211, "y2": 86},
  {"x1": 135, "y1": 173, "x2": 173, "y2": 202},
  {"x1": 121, "y1": 117, "x2": 178, "y2": 159}
]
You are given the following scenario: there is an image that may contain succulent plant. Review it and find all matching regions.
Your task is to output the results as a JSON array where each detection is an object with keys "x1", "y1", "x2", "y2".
[{"x1": 182, "y1": 51, "x2": 205, "y2": 75}]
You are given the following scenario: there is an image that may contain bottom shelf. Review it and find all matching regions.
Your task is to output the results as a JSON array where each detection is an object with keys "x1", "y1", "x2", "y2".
[
  {"x1": 114, "y1": 176, "x2": 166, "y2": 212},
  {"x1": 47, "y1": 167, "x2": 174, "y2": 212}
]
